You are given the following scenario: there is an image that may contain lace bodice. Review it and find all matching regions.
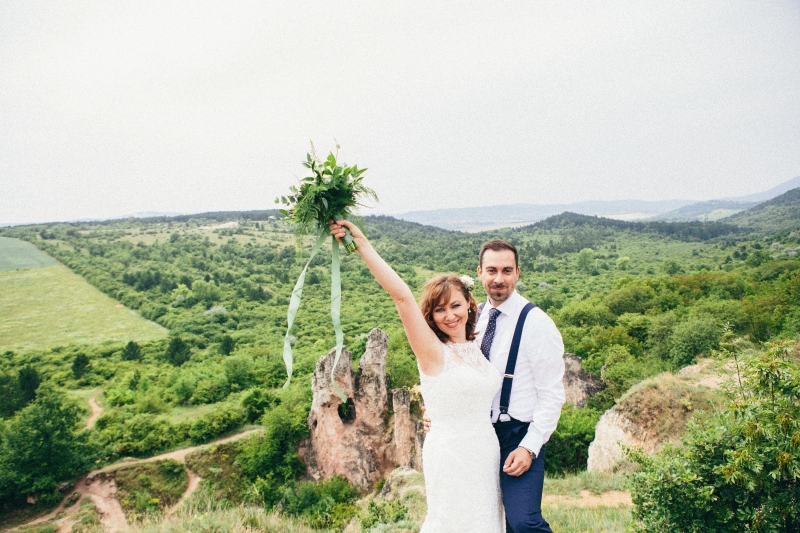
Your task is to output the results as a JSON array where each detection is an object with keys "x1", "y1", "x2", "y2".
[
  {"x1": 417, "y1": 340, "x2": 504, "y2": 532},
  {"x1": 419, "y1": 341, "x2": 503, "y2": 427}
]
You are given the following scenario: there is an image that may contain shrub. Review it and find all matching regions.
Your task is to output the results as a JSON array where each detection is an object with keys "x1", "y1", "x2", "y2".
[
  {"x1": 646, "y1": 312, "x2": 676, "y2": 360},
  {"x1": 219, "y1": 334, "x2": 235, "y2": 355},
  {"x1": 133, "y1": 393, "x2": 168, "y2": 415},
  {"x1": 189, "y1": 403, "x2": 246, "y2": 444},
  {"x1": 662, "y1": 259, "x2": 681, "y2": 275},
  {"x1": 140, "y1": 304, "x2": 167, "y2": 321},
  {"x1": 386, "y1": 329, "x2": 420, "y2": 389},
  {"x1": 557, "y1": 299, "x2": 615, "y2": 328},
  {"x1": 72, "y1": 353, "x2": 90, "y2": 378},
  {"x1": 0, "y1": 383, "x2": 92, "y2": 505},
  {"x1": 164, "y1": 336, "x2": 191, "y2": 366},
  {"x1": 576, "y1": 248, "x2": 596, "y2": 271},
  {"x1": 191, "y1": 280, "x2": 220, "y2": 304},
  {"x1": 587, "y1": 348, "x2": 667, "y2": 412},
  {"x1": 121, "y1": 341, "x2": 141, "y2": 361},
  {"x1": 191, "y1": 375, "x2": 229, "y2": 404},
  {"x1": 604, "y1": 284, "x2": 656, "y2": 316},
  {"x1": 172, "y1": 374, "x2": 197, "y2": 405},
  {"x1": 94, "y1": 412, "x2": 185, "y2": 457},
  {"x1": 545, "y1": 405, "x2": 602, "y2": 474},
  {"x1": 687, "y1": 298, "x2": 748, "y2": 333},
  {"x1": 627, "y1": 341, "x2": 800, "y2": 532},
  {"x1": 358, "y1": 497, "x2": 410, "y2": 530},
  {"x1": 239, "y1": 400, "x2": 310, "y2": 497},
  {"x1": 617, "y1": 313, "x2": 651, "y2": 344},
  {"x1": 281, "y1": 476, "x2": 359, "y2": 530},
  {"x1": 224, "y1": 355, "x2": 254, "y2": 391},
  {"x1": 17, "y1": 365, "x2": 41, "y2": 405},
  {"x1": 667, "y1": 317, "x2": 723, "y2": 367},
  {"x1": 242, "y1": 388, "x2": 278, "y2": 423}
]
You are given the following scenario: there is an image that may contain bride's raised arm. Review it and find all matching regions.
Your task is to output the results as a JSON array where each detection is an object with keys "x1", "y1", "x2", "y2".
[{"x1": 329, "y1": 219, "x2": 444, "y2": 376}]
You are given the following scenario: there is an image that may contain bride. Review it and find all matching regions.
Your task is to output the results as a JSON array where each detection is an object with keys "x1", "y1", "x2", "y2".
[{"x1": 329, "y1": 220, "x2": 503, "y2": 533}]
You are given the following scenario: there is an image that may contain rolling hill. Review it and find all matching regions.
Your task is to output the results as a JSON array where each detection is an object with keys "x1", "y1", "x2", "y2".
[
  {"x1": 395, "y1": 176, "x2": 800, "y2": 231},
  {"x1": 722, "y1": 187, "x2": 800, "y2": 233}
]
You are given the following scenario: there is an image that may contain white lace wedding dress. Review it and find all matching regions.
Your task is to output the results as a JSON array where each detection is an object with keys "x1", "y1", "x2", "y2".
[{"x1": 418, "y1": 340, "x2": 504, "y2": 533}]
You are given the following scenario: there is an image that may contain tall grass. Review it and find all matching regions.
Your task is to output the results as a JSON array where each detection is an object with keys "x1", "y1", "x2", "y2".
[
  {"x1": 544, "y1": 470, "x2": 629, "y2": 496},
  {"x1": 129, "y1": 489, "x2": 320, "y2": 533},
  {"x1": 543, "y1": 505, "x2": 632, "y2": 533}
]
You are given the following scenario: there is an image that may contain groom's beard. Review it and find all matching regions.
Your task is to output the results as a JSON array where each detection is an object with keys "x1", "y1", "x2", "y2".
[{"x1": 487, "y1": 283, "x2": 514, "y2": 304}]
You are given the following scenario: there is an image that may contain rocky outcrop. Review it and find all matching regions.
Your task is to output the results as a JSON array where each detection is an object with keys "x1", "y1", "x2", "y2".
[
  {"x1": 586, "y1": 409, "x2": 654, "y2": 472},
  {"x1": 300, "y1": 328, "x2": 425, "y2": 491},
  {"x1": 562, "y1": 353, "x2": 604, "y2": 407},
  {"x1": 391, "y1": 387, "x2": 425, "y2": 472},
  {"x1": 587, "y1": 361, "x2": 726, "y2": 472},
  {"x1": 301, "y1": 337, "x2": 603, "y2": 488}
]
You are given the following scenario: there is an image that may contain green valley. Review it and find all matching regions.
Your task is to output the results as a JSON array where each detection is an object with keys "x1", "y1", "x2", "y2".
[{"x1": 1, "y1": 189, "x2": 799, "y2": 532}]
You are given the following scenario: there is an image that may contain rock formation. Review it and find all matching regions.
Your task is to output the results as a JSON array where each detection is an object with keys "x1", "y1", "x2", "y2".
[
  {"x1": 562, "y1": 353, "x2": 604, "y2": 407},
  {"x1": 586, "y1": 409, "x2": 655, "y2": 472},
  {"x1": 302, "y1": 335, "x2": 603, "y2": 489},
  {"x1": 587, "y1": 361, "x2": 726, "y2": 472},
  {"x1": 300, "y1": 328, "x2": 425, "y2": 491}
]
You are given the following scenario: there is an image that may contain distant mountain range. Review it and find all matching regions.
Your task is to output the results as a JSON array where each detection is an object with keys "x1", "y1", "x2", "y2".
[{"x1": 397, "y1": 176, "x2": 800, "y2": 232}]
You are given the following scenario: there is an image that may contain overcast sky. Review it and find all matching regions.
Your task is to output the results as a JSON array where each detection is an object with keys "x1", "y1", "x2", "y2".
[{"x1": 2, "y1": 1, "x2": 799, "y2": 225}]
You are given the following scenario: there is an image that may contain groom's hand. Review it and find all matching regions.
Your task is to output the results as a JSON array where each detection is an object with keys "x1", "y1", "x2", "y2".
[
  {"x1": 502, "y1": 448, "x2": 532, "y2": 477},
  {"x1": 422, "y1": 406, "x2": 431, "y2": 433}
]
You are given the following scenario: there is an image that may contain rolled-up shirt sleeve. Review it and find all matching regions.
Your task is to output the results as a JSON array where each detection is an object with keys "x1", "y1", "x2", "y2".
[{"x1": 518, "y1": 312, "x2": 566, "y2": 456}]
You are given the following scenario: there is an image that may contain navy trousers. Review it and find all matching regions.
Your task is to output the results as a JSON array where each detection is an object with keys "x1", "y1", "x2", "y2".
[{"x1": 494, "y1": 419, "x2": 553, "y2": 533}]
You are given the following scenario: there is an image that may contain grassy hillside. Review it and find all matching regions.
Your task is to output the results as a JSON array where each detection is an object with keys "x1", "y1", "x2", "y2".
[
  {"x1": 723, "y1": 187, "x2": 800, "y2": 233},
  {"x1": 0, "y1": 264, "x2": 166, "y2": 353},
  {"x1": 650, "y1": 200, "x2": 756, "y2": 222},
  {"x1": 0, "y1": 237, "x2": 58, "y2": 271}
]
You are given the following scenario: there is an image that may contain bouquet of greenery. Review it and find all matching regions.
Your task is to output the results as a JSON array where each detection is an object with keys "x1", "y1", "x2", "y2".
[
  {"x1": 276, "y1": 148, "x2": 376, "y2": 253},
  {"x1": 275, "y1": 145, "x2": 377, "y2": 399}
]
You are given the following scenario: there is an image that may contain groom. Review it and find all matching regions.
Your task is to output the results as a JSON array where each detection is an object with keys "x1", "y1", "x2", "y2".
[
  {"x1": 477, "y1": 239, "x2": 565, "y2": 533},
  {"x1": 426, "y1": 239, "x2": 565, "y2": 533}
]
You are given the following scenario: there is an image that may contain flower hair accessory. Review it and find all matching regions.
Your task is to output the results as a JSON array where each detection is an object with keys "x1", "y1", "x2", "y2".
[{"x1": 460, "y1": 275, "x2": 475, "y2": 292}]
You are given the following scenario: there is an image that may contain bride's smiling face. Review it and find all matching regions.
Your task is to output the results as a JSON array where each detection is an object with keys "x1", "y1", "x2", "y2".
[{"x1": 432, "y1": 290, "x2": 469, "y2": 343}]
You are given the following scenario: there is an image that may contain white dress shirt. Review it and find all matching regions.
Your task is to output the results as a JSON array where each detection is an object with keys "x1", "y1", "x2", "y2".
[{"x1": 476, "y1": 290, "x2": 566, "y2": 456}]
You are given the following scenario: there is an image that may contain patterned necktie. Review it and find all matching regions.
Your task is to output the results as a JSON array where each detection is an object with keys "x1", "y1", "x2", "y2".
[{"x1": 480, "y1": 308, "x2": 501, "y2": 360}]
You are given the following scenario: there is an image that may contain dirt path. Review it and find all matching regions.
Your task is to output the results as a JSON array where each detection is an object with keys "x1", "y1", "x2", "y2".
[
  {"x1": 543, "y1": 490, "x2": 632, "y2": 508},
  {"x1": 101, "y1": 428, "x2": 261, "y2": 472},
  {"x1": 12, "y1": 428, "x2": 262, "y2": 533},
  {"x1": 86, "y1": 392, "x2": 102, "y2": 430},
  {"x1": 168, "y1": 469, "x2": 201, "y2": 516}
]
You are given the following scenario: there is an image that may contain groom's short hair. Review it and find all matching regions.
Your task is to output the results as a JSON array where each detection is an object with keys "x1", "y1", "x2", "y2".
[{"x1": 479, "y1": 239, "x2": 518, "y2": 268}]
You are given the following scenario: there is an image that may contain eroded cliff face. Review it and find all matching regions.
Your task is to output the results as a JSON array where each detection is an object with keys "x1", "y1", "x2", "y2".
[
  {"x1": 562, "y1": 353, "x2": 604, "y2": 407},
  {"x1": 301, "y1": 333, "x2": 604, "y2": 489},
  {"x1": 299, "y1": 328, "x2": 425, "y2": 491},
  {"x1": 587, "y1": 360, "x2": 727, "y2": 472}
]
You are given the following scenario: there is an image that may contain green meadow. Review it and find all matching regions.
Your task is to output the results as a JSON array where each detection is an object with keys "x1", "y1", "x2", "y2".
[
  {"x1": 0, "y1": 236, "x2": 59, "y2": 272},
  {"x1": 0, "y1": 263, "x2": 167, "y2": 353}
]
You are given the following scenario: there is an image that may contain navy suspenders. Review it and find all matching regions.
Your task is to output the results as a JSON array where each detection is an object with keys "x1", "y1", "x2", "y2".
[{"x1": 479, "y1": 301, "x2": 537, "y2": 417}]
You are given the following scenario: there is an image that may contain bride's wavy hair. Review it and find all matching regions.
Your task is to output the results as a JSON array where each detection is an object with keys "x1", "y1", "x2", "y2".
[{"x1": 419, "y1": 274, "x2": 479, "y2": 343}]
